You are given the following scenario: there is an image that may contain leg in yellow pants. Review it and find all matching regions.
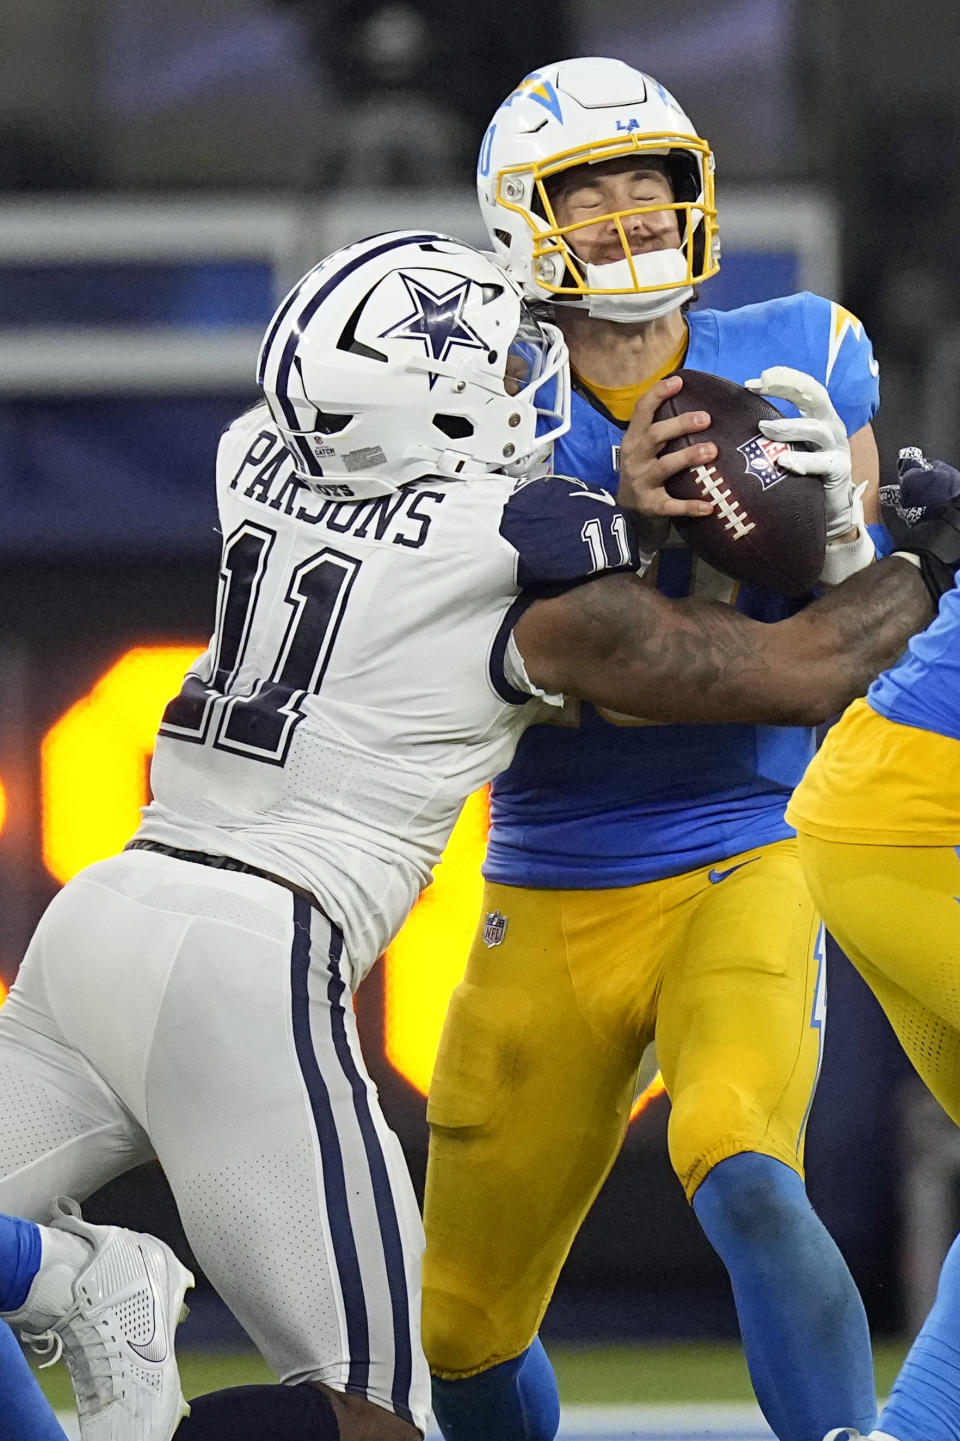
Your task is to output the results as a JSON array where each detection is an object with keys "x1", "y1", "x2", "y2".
[
  {"x1": 422, "y1": 881, "x2": 646, "y2": 1376},
  {"x1": 798, "y1": 834, "x2": 960, "y2": 1124},
  {"x1": 423, "y1": 839, "x2": 824, "y2": 1376}
]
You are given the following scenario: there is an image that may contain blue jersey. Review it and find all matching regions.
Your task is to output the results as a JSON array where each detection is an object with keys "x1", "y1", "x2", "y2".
[
  {"x1": 867, "y1": 568, "x2": 960, "y2": 743},
  {"x1": 485, "y1": 292, "x2": 880, "y2": 887}
]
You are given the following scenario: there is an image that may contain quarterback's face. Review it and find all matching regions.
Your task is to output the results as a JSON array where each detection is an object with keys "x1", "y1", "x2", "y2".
[{"x1": 549, "y1": 160, "x2": 681, "y2": 269}]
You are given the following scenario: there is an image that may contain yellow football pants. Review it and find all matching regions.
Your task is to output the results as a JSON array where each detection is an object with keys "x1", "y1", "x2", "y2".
[
  {"x1": 798, "y1": 834, "x2": 960, "y2": 1125},
  {"x1": 422, "y1": 838, "x2": 824, "y2": 1376}
]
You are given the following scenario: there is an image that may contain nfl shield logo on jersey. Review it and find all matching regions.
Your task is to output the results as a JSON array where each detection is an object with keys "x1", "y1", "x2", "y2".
[
  {"x1": 482, "y1": 909, "x2": 508, "y2": 947},
  {"x1": 737, "y1": 435, "x2": 788, "y2": 490}
]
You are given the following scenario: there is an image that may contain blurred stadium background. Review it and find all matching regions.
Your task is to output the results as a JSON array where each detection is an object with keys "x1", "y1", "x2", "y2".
[{"x1": 3, "y1": 0, "x2": 960, "y2": 1433}]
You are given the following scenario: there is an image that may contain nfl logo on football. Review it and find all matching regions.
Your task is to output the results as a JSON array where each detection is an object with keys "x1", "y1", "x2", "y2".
[
  {"x1": 737, "y1": 434, "x2": 788, "y2": 490},
  {"x1": 482, "y1": 909, "x2": 508, "y2": 947}
]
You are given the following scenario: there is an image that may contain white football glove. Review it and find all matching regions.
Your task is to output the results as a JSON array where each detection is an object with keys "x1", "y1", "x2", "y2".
[
  {"x1": 745, "y1": 365, "x2": 874, "y2": 583},
  {"x1": 744, "y1": 366, "x2": 860, "y2": 538}
]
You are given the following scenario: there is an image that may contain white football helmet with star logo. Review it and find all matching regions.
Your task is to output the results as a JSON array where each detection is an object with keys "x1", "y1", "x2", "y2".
[
  {"x1": 477, "y1": 56, "x2": 720, "y2": 322},
  {"x1": 258, "y1": 231, "x2": 570, "y2": 494}
]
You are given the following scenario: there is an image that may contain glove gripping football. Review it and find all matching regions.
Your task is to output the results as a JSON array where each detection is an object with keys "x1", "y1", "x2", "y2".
[
  {"x1": 744, "y1": 366, "x2": 861, "y2": 541},
  {"x1": 745, "y1": 366, "x2": 874, "y2": 583}
]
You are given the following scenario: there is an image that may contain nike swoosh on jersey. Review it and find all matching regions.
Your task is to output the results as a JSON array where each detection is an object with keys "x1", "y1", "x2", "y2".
[
  {"x1": 127, "y1": 1245, "x2": 168, "y2": 1363},
  {"x1": 708, "y1": 857, "x2": 759, "y2": 884},
  {"x1": 568, "y1": 489, "x2": 617, "y2": 505}
]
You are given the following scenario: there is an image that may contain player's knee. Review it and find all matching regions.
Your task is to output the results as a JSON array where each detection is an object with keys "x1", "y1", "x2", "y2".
[
  {"x1": 667, "y1": 1080, "x2": 759, "y2": 1196},
  {"x1": 668, "y1": 1081, "x2": 807, "y2": 1205},
  {"x1": 422, "y1": 1283, "x2": 515, "y2": 1376},
  {"x1": 695, "y1": 1151, "x2": 809, "y2": 1247}
]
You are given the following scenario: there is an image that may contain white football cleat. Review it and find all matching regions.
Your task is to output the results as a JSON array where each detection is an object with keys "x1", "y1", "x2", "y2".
[
  {"x1": 21, "y1": 1198, "x2": 194, "y2": 1441},
  {"x1": 822, "y1": 1431, "x2": 901, "y2": 1440}
]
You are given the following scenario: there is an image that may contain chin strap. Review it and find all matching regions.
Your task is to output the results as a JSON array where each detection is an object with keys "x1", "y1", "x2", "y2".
[
  {"x1": 582, "y1": 250, "x2": 693, "y2": 324},
  {"x1": 586, "y1": 288, "x2": 694, "y2": 323}
]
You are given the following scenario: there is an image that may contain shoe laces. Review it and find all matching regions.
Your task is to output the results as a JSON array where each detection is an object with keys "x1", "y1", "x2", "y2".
[
  {"x1": 22, "y1": 1310, "x2": 124, "y2": 1416},
  {"x1": 21, "y1": 1328, "x2": 62, "y2": 1368}
]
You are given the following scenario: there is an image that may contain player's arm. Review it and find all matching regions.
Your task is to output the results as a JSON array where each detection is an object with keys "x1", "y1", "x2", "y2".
[
  {"x1": 513, "y1": 555, "x2": 934, "y2": 726},
  {"x1": 850, "y1": 423, "x2": 880, "y2": 523}
]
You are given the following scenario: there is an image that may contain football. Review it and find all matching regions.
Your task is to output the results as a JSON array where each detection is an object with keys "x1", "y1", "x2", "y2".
[{"x1": 653, "y1": 369, "x2": 827, "y2": 596}]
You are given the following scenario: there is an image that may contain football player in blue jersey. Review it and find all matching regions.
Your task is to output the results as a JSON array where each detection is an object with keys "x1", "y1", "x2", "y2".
[
  {"x1": 790, "y1": 455, "x2": 960, "y2": 1441},
  {"x1": 422, "y1": 58, "x2": 888, "y2": 1441}
]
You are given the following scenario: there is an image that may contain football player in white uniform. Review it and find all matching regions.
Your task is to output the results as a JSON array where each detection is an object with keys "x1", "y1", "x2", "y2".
[{"x1": 0, "y1": 231, "x2": 951, "y2": 1441}]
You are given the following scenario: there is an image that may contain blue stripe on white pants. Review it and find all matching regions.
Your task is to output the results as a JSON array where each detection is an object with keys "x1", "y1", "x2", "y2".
[
  {"x1": 312, "y1": 911, "x2": 416, "y2": 1424},
  {"x1": 289, "y1": 901, "x2": 371, "y2": 1396},
  {"x1": 292, "y1": 897, "x2": 422, "y2": 1426}
]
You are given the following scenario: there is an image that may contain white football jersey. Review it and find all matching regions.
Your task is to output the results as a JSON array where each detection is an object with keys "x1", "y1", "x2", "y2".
[{"x1": 138, "y1": 404, "x2": 638, "y2": 978}]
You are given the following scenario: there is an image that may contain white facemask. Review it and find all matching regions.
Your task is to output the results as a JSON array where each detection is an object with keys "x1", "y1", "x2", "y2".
[{"x1": 584, "y1": 249, "x2": 693, "y2": 323}]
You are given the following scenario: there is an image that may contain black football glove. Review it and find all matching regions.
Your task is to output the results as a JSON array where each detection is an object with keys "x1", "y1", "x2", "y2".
[
  {"x1": 888, "y1": 449, "x2": 960, "y2": 601},
  {"x1": 880, "y1": 447, "x2": 960, "y2": 543}
]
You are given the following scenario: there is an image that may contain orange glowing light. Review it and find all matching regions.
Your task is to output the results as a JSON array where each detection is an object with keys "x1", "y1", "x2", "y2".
[
  {"x1": 630, "y1": 1070, "x2": 667, "y2": 1120},
  {"x1": 383, "y1": 786, "x2": 490, "y2": 1096},
  {"x1": 42, "y1": 646, "x2": 202, "y2": 884},
  {"x1": 0, "y1": 775, "x2": 6, "y2": 837}
]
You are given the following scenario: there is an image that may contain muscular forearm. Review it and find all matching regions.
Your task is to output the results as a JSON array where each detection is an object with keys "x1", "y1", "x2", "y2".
[
  {"x1": 521, "y1": 558, "x2": 934, "y2": 727},
  {"x1": 649, "y1": 555, "x2": 933, "y2": 725},
  {"x1": 779, "y1": 555, "x2": 933, "y2": 716},
  {"x1": 649, "y1": 556, "x2": 933, "y2": 724}
]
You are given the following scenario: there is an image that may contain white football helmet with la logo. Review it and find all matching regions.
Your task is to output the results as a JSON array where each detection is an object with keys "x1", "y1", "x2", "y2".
[
  {"x1": 258, "y1": 231, "x2": 570, "y2": 495},
  {"x1": 477, "y1": 57, "x2": 720, "y2": 323}
]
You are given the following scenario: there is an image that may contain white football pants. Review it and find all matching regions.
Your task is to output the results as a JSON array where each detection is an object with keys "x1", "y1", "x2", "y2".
[{"x1": 0, "y1": 848, "x2": 429, "y2": 1432}]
